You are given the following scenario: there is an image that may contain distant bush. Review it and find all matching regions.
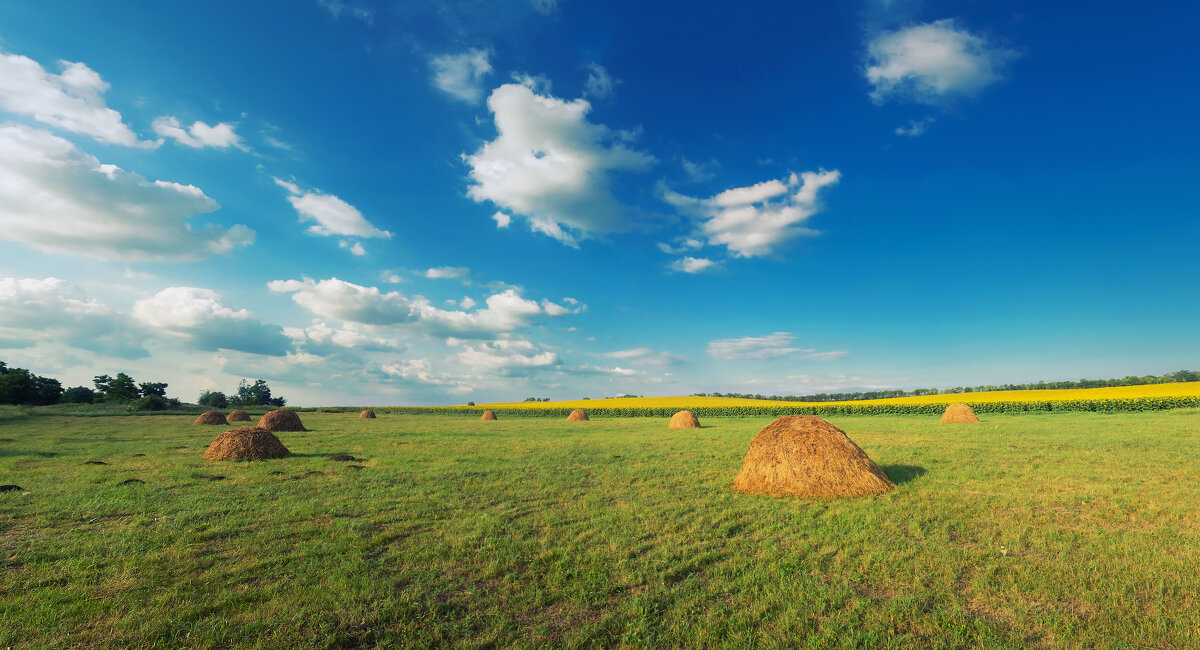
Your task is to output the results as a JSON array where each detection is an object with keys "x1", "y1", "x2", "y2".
[
  {"x1": 198, "y1": 390, "x2": 229, "y2": 409},
  {"x1": 60, "y1": 386, "x2": 96, "y2": 404},
  {"x1": 130, "y1": 395, "x2": 182, "y2": 411}
]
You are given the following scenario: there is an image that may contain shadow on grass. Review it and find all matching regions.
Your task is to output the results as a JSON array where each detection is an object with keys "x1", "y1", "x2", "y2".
[
  {"x1": 881, "y1": 464, "x2": 927, "y2": 485},
  {"x1": 0, "y1": 449, "x2": 57, "y2": 458}
]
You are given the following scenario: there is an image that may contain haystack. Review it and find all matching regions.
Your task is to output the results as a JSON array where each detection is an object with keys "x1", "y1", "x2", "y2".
[
  {"x1": 227, "y1": 410, "x2": 250, "y2": 422},
  {"x1": 194, "y1": 411, "x2": 228, "y2": 426},
  {"x1": 203, "y1": 427, "x2": 290, "y2": 461},
  {"x1": 669, "y1": 410, "x2": 701, "y2": 429},
  {"x1": 258, "y1": 409, "x2": 307, "y2": 432},
  {"x1": 360, "y1": 409, "x2": 376, "y2": 419},
  {"x1": 941, "y1": 403, "x2": 981, "y2": 424},
  {"x1": 567, "y1": 409, "x2": 589, "y2": 421},
  {"x1": 481, "y1": 410, "x2": 497, "y2": 421},
  {"x1": 732, "y1": 415, "x2": 894, "y2": 498}
]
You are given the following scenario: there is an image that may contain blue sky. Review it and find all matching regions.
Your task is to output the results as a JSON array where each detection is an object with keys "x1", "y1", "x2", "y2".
[{"x1": 0, "y1": 0, "x2": 1196, "y2": 405}]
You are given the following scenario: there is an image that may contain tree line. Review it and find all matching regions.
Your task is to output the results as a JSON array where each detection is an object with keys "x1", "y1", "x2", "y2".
[
  {"x1": 693, "y1": 370, "x2": 1200, "y2": 403},
  {"x1": 0, "y1": 359, "x2": 286, "y2": 410}
]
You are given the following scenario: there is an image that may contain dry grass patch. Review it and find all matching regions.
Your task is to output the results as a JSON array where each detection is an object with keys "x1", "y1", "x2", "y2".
[
  {"x1": 258, "y1": 409, "x2": 307, "y2": 432},
  {"x1": 194, "y1": 411, "x2": 228, "y2": 426},
  {"x1": 203, "y1": 427, "x2": 290, "y2": 461},
  {"x1": 942, "y1": 403, "x2": 981, "y2": 423},
  {"x1": 669, "y1": 410, "x2": 701, "y2": 429}
]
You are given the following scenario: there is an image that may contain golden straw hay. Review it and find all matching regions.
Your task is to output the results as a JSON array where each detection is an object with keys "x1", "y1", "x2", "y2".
[
  {"x1": 203, "y1": 426, "x2": 290, "y2": 461},
  {"x1": 668, "y1": 410, "x2": 701, "y2": 429},
  {"x1": 566, "y1": 409, "x2": 589, "y2": 421},
  {"x1": 732, "y1": 415, "x2": 894, "y2": 499},
  {"x1": 481, "y1": 410, "x2": 498, "y2": 421},
  {"x1": 193, "y1": 411, "x2": 228, "y2": 426},
  {"x1": 226, "y1": 410, "x2": 250, "y2": 422},
  {"x1": 359, "y1": 409, "x2": 376, "y2": 419},
  {"x1": 257, "y1": 409, "x2": 307, "y2": 432},
  {"x1": 941, "y1": 403, "x2": 981, "y2": 423}
]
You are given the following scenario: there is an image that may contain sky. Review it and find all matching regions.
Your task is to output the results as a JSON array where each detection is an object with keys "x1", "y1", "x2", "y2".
[{"x1": 0, "y1": 0, "x2": 1197, "y2": 406}]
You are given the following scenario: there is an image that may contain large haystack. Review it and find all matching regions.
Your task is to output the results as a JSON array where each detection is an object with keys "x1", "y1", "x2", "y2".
[
  {"x1": 203, "y1": 427, "x2": 290, "y2": 461},
  {"x1": 227, "y1": 410, "x2": 251, "y2": 422},
  {"x1": 194, "y1": 411, "x2": 228, "y2": 426},
  {"x1": 481, "y1": 410, "x2": 497, "y2": 421},
  {"x1": 566, "y1": 409, "x2": 589, "y2": 421},
  {"x1": 669, "y1": 410, "x2": 701, "y2": 429},
  {"x1": 732, "y1": 415, "x2": 894, "y2": 499},
  {"x1": 360, "y1": 409, "x2": 376, "y2": 419},
  {"x1": 258, "y1": 409, "x2": 307, "y2": 432},
  {"x1": 941, "y1": 403, "x2": 981, "y2": 424}
]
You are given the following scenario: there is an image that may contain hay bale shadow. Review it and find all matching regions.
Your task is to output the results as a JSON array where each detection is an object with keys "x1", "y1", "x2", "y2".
[{"x1": 880, "y1": 464, "x2": 927, "y2": 485}]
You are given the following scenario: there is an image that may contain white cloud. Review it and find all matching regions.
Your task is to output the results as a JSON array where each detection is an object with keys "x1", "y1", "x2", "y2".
[
  {"x1": 339, "y1": 239, "x2": 367, "y2": 255},
  {"x1": 317, "y1": 0, "x2": 373, "y2": 23},
  {"x1": 284, "y1": 319, "x2": 397, "y2": 353},
  {"x1": 454, "y1": 337, "x2": 558, "y2": 375},
  {"x1": 459, "y1": 296, "x2": 477, "y2": 309},
  {"x1": 579, "y1": 364, "x2": 644, "y2": 377},
  {"x1": 681, "y1": 157, "x2": 717, "y2": 182},
  {"x1": 669, "y1": 256, "x2": 719, "y2": 274},
  {"x1": 267, "y1": 277, "x2": 415, "y2": 325},
  {"x1": 0, "y1": 276, "x2": 148, "y2": 358},
  {"x1": 707, "y1": 332, "x2": 845, "y2": 362},
  {"x1": 866, "y1": 19, "x2": 1019, "y2": 105},
  {"x1": 0, "y1": 51, "x2": 152, "y2": 147},
  {"x1": 465, "y1": 83, "x2": 655, "y2": 246},
  {"x1": 895, "y1": 117, "x2": 935, "y2": 136},
  {"x1": 657, "y1": 238, "x2": 704, "y2": 254},
  {"x1": 583, "y1": 63, "x2": 615, "y2": 100},
  {"x1": 601, "y1": 347, "x2": 685, "y2": 367},
  {"x1": 152, "y1": 116, "x2": 246, "y2": 150},
  {"x1": 268, "y1": 277, "x2": 580, "y2": 336},
  {"x1": 0, "y1": 123, "x2": 254, "y2": 262},
  {"x1": 530, "y1": 0, "x2": 558, "y2": 15},
  {"x1": 132, "y1": 287, "x2": 290, "y2": 355},
  {"x1": 424, "y1": 266, "x2": 471, "y2": 281},
  {"x1": 492, "y1": 211, "x2": 512, "y2": 228},
  {"x1": 661, "y1": 170, "x2": 840, "y2": 258},
  {"x1": 274, "y1": 177, "x2": 392, "y2": 239},
  {"x1": 430, "y1": 49, "x2": 493, "y2": 103}
]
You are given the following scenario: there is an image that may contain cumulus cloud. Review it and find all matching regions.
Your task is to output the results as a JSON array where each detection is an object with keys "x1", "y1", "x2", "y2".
[
  {"x1": 339, "y1": 239, "x2": 366, "y2": 255},
  {"x1": 0, "y1": 51, "x2": 152, "y2": 147},
  {"x1": 895, "y1": 117, "x2": 935, "y2": 136},
  {"x1": 657, "y1": 238, "x2": 704, "y2": 254},
  {"x1": 274, "y1": 177, "x2": 392, "y2": 239},
  {"x1": 424, "y1": 266, "x2": 471, "y2": 281},
  {"x1": 668, "y1": 256, "x2": 719, "y2": 274},
  {"x1": 267, "y1": 277, "x2": 415, "y2": 325},
  {"x1": 465, "y1": 83, "x2": 655, "y2": 246},
  {"x1": 583, "y1": 63, "x2": 615, "y2": 100},
  {"x1": 152, "y1": 116, "x2": 246, "y2": 150},
  {"x1": 132, "y1": 287, "x2": 290, "y2": 355},
  {"x1": 578, "y1": 364, "x2": 644, "y2": 377},
  {"x1": 681, "y1": 157, "x2": 718, "y2": 182},
  {"x1": 0, "y1": 123, "x2": 254, "y2": 262},
  {"x1": 283, "y1": 319, "x2": 397, "y2": 354},
  {"x1": 268, "y1": 277, "x2": 580, "y2": 336},
  {"x1": 492, "y1": 211, "x2": 512, "y2": 228},
  {"x1": 707, "y1": 332, "x2": 846, "y2": 361},
  {"x1": 661, "y1": 170, "x2": 840, "y2": 258},
  {"x1": 866, "y1": 19, "x2": 1019, "y2": 105},
  {"x1": 430, "y1": 48, "x2": 493, "y2": 103},
  {"x1": 454, "y1": 337, "x2": 558, "y2": 375},
  {"x1": 0, "y1": 276, "x2": 148, "y2": 358},
  {"x1": 601, "y1": 347, "x2": 685, "y2": 367}
]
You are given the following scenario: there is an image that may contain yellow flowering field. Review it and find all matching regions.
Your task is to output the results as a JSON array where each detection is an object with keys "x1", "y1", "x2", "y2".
[{"x1": 464, "y1": 381, "x2": 1200, "y2": 411}]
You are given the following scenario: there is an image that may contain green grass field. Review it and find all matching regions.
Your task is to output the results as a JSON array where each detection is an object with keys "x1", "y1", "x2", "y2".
[{"x1": 2, "y1": 410, "x2": 1199, "y2": 648}]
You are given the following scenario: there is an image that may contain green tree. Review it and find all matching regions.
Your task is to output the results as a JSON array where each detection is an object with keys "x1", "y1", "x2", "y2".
[
  {"x1": 138, "y1": 382, "x2": 168, "y2": 398},
  {"x1": 198, "y1": 390, "x2": 228, "y2": 409},
  {"x1": 0, "y1": 362, "x2": 63, "y2": 405},
  {"x1": 104, "y1": 373, "x2": 139, "y2": 404},
  {"x1": 60, "y1": 386, "x2": 96, "y2": 404}
]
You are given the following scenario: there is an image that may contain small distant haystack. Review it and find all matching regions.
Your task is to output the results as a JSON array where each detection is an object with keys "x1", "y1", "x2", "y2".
[
  {"x1": 194, "y1": 411, "x2": 228, "y2": 426},
  {"x1": 669, "y1": 410, "x2": 701, "y2": 429},
  {"x1": 732, "y1": 415, "x2": 894, "y2": 499},
  {"x1": 941, "y1": 403, "x2": 981, "y2": 424},
  {"x1": 203, "y1": 427, "x2": 290, "y2": 461},
  {"x1": 227, "y1": 410, "x2": 250, "y2": 422},
  {"x1": 567, "y1": 409, "x2": 589, "y2": 421},
  {"x1": 258, "y1": 409, "x2": 307, "y2": 432},
  {"x1": 360, "y1": 409, "x2": 376, "y2": 419},
  {"x1": 481, "y1": 410, "x2": 498, "y2": 421}
]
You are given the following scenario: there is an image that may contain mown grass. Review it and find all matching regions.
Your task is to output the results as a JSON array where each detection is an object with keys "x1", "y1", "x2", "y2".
[{"x1": 1, "y1": 410, "x2": 1198, "y2": 647}]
